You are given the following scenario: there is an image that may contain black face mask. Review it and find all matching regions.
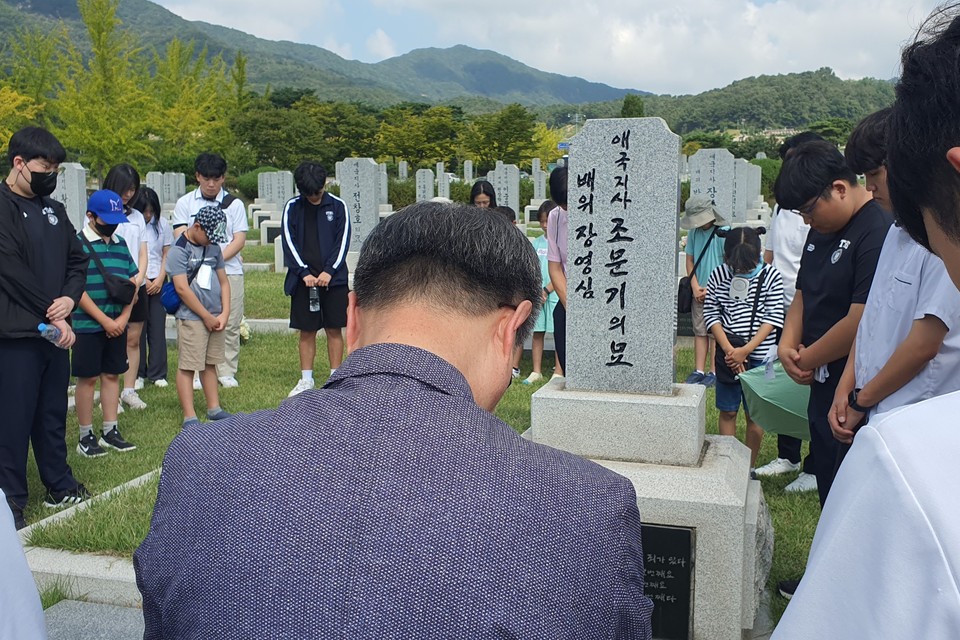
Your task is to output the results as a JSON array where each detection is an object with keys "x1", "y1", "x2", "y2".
[
  {"x1": 27, "y1": 167, "x2": 58, "y2": 197},
  {"x1": 94, "y1": 222, "x2": 119, "y2": 237}
]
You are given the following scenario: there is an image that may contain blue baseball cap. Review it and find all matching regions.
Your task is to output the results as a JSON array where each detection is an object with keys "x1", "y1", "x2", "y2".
[{"x1": 87, "y1": 190, "x2": 127, "y2": 224}]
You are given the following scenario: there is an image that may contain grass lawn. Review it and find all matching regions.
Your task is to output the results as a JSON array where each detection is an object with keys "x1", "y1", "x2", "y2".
[
  {"x1": 240, "y1": 244, "x2": 276, "y2": 265},
  {"x1": 243, "y1": 271, "x2": 290, "y2": 318},
  {"x1": 26, "y1": 330, "x2": 817, "y2": 625}
]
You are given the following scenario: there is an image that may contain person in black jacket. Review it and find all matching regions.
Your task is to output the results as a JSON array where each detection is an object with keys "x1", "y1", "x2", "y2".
[
  {"x1": 281, "y1": 161, "x2": 351, "y2": 398},
  {"x1": 0, "y1": 126, "x2": 91, "y2": 530}
]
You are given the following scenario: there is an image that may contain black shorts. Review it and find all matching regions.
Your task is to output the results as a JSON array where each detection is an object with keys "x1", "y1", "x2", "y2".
[
  {"x1": 290, "y1": 284, "x2": 348, "y2": 331},
  {"x1": 129, "y1": 284, "x2": 148, "y2": 323},
  {"x1": 71, "y1": 330, "x2": 129, "y2": 378}
]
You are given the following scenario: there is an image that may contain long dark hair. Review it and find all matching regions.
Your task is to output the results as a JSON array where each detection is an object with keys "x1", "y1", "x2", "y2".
[
  {"x1": 102, "y1": 163, "x2": 141, "y2": 214},
  {"x1": 719, "y1": 226, "x2": 766, "y2": 274},
  {"x1": 132, "y1": 186, "x2": 162, "y2": 234},
  {"x1": 470, "y1": 180, "x2": 498, "y2": 207}
]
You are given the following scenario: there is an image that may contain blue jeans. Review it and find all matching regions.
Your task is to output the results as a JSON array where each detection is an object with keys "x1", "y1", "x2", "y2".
[{"x1": 715, "y1": 357, "x2": 763, "y2": 412}]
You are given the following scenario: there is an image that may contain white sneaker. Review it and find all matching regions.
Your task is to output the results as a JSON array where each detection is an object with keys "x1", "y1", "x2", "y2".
[
  {"x1": 522, "y1": 372, "x2": 543, "y2": 385},
  {"x1": 219, "y1": 376, "x2": 239, "y2": 388},
  {"x1": 785, "y1": 472, "x2": 818, "y2": 493},
  {"x1": 193, "y1": 374, "x2": 202, "y2": 390},
  {"x1": 134, "y1": 377, "x2": 144, "y2": 390},
  {"x1": 287, "y1": 378, "x2": 315, "y2": 398},
  {"x1": 121, "y1": 390, "x2": 147, "y2": 410},
  {"x1": 153, "y1": 379, "x2": 168, "y2": 388},
  {"x1": 753, "y1": 457, "x2": 801, "y2": 477}
]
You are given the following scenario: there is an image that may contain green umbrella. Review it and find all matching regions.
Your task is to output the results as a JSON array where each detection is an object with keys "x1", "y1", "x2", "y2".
[{"x1": 739, "y1": 361, "x2": 811, "y2": 440}]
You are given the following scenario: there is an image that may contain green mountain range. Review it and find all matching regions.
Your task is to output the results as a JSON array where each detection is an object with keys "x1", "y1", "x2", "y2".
[{"x1": 0, "y1": 0, "x2": 895, "y2": 130}]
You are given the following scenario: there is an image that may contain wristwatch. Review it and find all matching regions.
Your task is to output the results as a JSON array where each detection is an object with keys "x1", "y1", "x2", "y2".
[{"x1": 848, "y1": 388, "x2": 874, "y2": 413}]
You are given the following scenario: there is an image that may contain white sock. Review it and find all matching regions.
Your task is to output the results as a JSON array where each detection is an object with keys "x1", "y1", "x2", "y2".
[
  {"x1": 301, "y1": 370, "x2": 313, "y2": 381},
  {"x1": 694, "y1": 369, "x2": 704, "y2": 375},
  {"x1": 330, "y1": 368, "x2": 337, "y2": 375}
]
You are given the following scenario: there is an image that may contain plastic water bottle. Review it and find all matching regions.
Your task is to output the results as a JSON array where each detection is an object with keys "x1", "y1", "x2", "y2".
[
  {"x1": 38, "y1": 322, "x2": 65, "y2": 348},
  {"x1": 309, "y1": 286, "x2": 321, "y2": 313}
]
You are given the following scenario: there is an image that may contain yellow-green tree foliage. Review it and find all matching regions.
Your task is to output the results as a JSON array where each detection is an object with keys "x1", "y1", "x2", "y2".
[
  {"x1": 54, "y1": 0, "x2": 152, "y2": 178},
  {"x1": 0, "y1": 86, "x2": 41, "y2": 143}
]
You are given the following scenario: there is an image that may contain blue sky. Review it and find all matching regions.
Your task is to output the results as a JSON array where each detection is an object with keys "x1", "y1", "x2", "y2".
[{"x1": 152, "y1": 0, "x2": 939, "y2": 95}]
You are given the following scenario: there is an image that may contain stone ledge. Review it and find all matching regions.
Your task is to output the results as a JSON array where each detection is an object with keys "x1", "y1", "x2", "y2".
[{"x1": 529, "y1": 377, "x2": 706, "y2": 466}]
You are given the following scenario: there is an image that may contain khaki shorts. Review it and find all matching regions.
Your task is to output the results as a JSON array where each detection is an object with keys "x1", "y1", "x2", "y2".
[
  {"x1": 691, "y1": 297, "x2": 708, "y2": 337},
  {"x1": 177, "y1": 319, "x2": 226, "y2": 372}
]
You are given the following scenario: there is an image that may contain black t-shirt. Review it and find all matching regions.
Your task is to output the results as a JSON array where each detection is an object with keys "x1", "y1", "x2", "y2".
[
  {"x1": 7, "y1": 189, "x2": 66, "y2": 301},
  {"x1": 300, "y1": 201, "x2": 325, "y2": 275},
  {"x1": 797, "y1": 199, "x2": 893, "y2": 374}
]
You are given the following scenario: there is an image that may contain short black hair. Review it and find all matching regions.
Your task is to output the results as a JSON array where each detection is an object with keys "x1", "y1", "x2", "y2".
[
  {"x1": 773, "y1": 140, "x2": 858, "y2": 211},
  {"x1": 537, "y1": 199, "x2": 556, "y2": 222},
  {"x1": 195, "y1": 153, "x2": 227, "y2": 178},
  {"x1": 888, "y1": 3, "x2": 960, "y2": 251},
  {"x1": 719, "y1": 226, "x2": 766, "y2": 274},
  {"x1": 470, "y1": 180, "x2": 497, "y2": 207},
  {"x1": 845, "y1": 108, "x2": 891, "y2": 174},
  {"x1": 493, "y1": 205, "x2": 516, "y2": 222},
  {"x1": 294, "y1": 161, "x2": 327, "y2": 197},
  {"x1": 778, "y1": 131, "x2": 826, "y2": 160},
  {"x1": 103, "y1": 163, "x2": 140, "y2": 212},
  {"x1": 7, "y1": 126, "x2": 66, "y2": 168},
  {"x1": 354, "y1": 201, "x2": 542, "y2": 345},
  {"x1": 548, "y1": 166, "x2": 568, "y2": 208}
]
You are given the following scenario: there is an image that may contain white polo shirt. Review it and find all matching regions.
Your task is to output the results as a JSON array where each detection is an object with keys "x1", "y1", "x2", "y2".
[
  {"x1": 854, "y1": 225, "x2": 960, "y2": 415},
  {"x1": 767, "y1": 205, "x2": 810, "y2": 307},
  {"x1": 773, "y1": 392, "x2": 960, "y2": 639},
  {"x1": 116, "y1": 208, "x2": 147, "y2": 271},
  {"x1": 172, "y1": 188, "x2": 248, "y2": 276},
  {"x1": 144, "y1": 217, "x2": 174, "y2": 280}
]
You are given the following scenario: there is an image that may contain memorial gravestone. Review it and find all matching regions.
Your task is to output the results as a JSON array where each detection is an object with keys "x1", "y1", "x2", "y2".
[
  {"x1": 529, "y1": 118, "x2": 772, "y2": 640},
  {"x1": 732, "y1": 159, "x2": 751, "y2": 223},
  {"x1": 341, "y1": 158, "x2": 379, "y2": 252},
  {"x1": 258, "y1": 172, "x2": 275, "y2": 205},
  {"x1": 162, "y1": 173, "x2": 186, "y2": 207},
  {"x1": 415, "y1": 169, "x2": 434, "y2": 202},
  {"x1": 275, "y1": 171, "x2": 295, "y2": 208},
  {"x1": 378, "y1": 164, "x2": 389, "y2": 205},
  {"x1": 145, "y1": 172, "x2": 163, "y2": 198},
  {"x1": 438, "y1": 171, "x2": 450, "y2": 200},
  {"x1": 335, "y1": 161, "x2": 343, "y2": 184},
  {"x1": 52, "y1": 163, "x2": 87, "y2": 230},
  {"x1": 494, "y1": 164, "x2": 520, "y2": 216},
  {"x1": 398, "y1": 161, "x2": 408, "y2": 181},
  {"x1": 689, "y1": 148, "x2": 735, "y2": 222},
  {"x1": 463, "y1": 160, "x2": 473, "y2": 182}
]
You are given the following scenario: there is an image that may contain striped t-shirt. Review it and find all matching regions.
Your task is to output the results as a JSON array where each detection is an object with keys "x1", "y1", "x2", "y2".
[
  {"x1": 72, "y1": 225, "x2": 138, "y2": 333},
  {"x1": 703, "y1": 263, "x2": 785, "y2": 359}
]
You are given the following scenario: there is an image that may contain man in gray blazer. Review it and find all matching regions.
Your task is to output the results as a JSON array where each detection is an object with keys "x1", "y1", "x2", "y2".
[{"x1": 135, "y1": 201, "x2": 654, "y2": 639}]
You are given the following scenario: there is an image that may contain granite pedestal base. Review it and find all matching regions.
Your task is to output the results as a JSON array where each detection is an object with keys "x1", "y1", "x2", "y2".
[
  {"x1": 529, "y1": 378, "x2": 705, "y2": 466},
  {"x1": 598, "y1": 437, "x2": 772, "y2": 639}
]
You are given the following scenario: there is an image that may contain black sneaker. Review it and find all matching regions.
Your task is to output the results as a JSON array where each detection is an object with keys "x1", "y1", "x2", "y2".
[
  {"x1": 99, "y1": 427, "x2": 136, "y2": 452},
  {"x1": 6, "y1": 501, "x2": 25, "y2": 531},
  {"x1": 78, "y1": 433, "x2": 107, "y2": 457},
  {"x1": 43, "y1": 483, "x2": 91, "y2": 508},
  {"x1": 778, "y1": 578, "x2": 801, "y2": 600}
]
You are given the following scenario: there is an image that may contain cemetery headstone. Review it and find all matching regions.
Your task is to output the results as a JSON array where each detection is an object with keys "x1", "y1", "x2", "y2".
[
  {"x1": 398, "y1": 161, "x2": 408, "y2": 181},
  {"x1": 145, "y1": 172, "x2": 163, "y2": 198},
  {"x1": 276, "y1": 171, "x2": 295, "y2": 208},
  {"x1": 533, "y1": 169, "x2": 546, "y2": 201},
  {"x1": 335, "y1": 162, "x2": 343, "y2": 184},
  {"x1": 162, "y1": 173, "x2": 185, "y2": 207},
  {"x1": 379, "y1": 165, "x2": 389, "y2": 205},
  {"x1": 755, "y1": 152, "x2": 767, "y2": 160},
  {"x1": 531, "y1": 120, "x2": 772, "y2": 640},
  {"x1": 463, "y1": 160, "x2": 473, "y2": 182},
  {"x1": 438, "y1": 171, "x2": 450, "y2": 200},
  {"x1": 341, "y1": 158, "x2": 380, "y2": 252},
  {"x1": 565, "y1": 120, "x2": 677, "y2": 396},
  {"x1": 258, "y1": 172, "x2": 275, "y2": 205},
  {"x1": 732, "y1": 159, "x2": 751, "y2": 224},
  {"x1": 416, "y1": 169, "x2": 434, "y2": 202},
  {"x1": 689, "y1": 148, "x2": 735, "y2": 222},
  {"x1": 52, "y1": 163, "x2": 87, "y2": 230}
]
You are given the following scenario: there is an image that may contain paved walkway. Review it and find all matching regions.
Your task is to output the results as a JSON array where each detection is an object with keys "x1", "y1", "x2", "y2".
[{"x1": 46, "y1": 600, "x2": 143, "y2": 639}]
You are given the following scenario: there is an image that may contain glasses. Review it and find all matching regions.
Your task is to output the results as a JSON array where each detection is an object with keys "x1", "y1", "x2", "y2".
[
  {"x1": 796, "y1": 186, "x2": 831, "y2": 217},
  {"x1": 25, "y1": 160, "x2": 64, "y2": 175}
]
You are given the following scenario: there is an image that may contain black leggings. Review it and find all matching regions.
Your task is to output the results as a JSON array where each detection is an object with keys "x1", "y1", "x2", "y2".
[{"x1": 553, "y1": 302, "x2": 566, "y2": 372}]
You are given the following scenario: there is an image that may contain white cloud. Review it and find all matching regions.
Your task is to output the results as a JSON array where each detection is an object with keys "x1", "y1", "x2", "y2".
[
  {"x1": 366, "y1": 28, "x2": 397, "y2": 60},
  {"x1": 376, "y1": 0, "x2": 939, "y2": 94},
  {"x1": 156, "y1": 0, "x2": 942, "y2": 95}
]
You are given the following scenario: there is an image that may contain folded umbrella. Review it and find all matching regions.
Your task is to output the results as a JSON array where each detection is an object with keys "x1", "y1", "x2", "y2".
[{"x1": 739, "y1": 361, "x2": 810, "y2": 440}]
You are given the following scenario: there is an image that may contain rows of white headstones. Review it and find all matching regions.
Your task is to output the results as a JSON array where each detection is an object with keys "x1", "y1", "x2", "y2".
[{"x1": 686, "y1": 148, "x2": 770, "y2": 226}]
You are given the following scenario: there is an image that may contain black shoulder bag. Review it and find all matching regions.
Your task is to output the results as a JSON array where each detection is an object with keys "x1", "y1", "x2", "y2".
[
  {"x1": 80, "y1": 233, "x2": 137, "y2": 305},
  {"x1": 714, "y1": 269, "x2": 768, "y2": 385},
  {"x1": 678, "y1": 227, "x2": 718, "y2": 314}
]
